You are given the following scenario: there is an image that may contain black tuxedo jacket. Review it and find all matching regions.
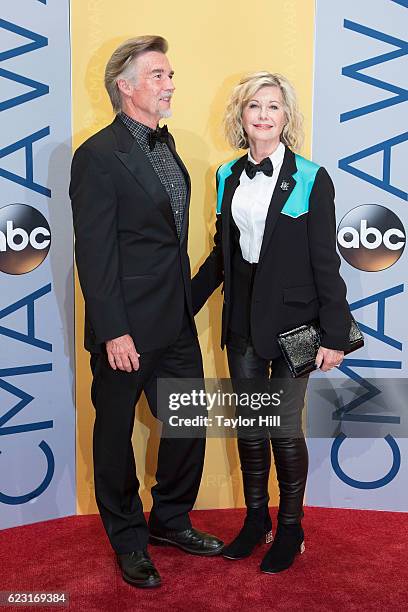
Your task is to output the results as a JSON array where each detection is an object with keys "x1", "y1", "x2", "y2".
[
  {"x1": 192, "y1": 146, "x2": 351, "y2": 359},
  {"x1": 70, "y1": 116, "x2": 195, "y2": 353}
]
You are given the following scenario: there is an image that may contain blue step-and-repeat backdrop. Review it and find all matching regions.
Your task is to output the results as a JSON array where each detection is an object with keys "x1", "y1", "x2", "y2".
[
  {"x1": 308, "y1": 0, "x2": 407, "y2": 511},
  {"x1": 0, "y1": 0, "x2": 407, "y2": 529},
  {"x1": 0, "y1": 0, "x2": 75, "y2": 529}
]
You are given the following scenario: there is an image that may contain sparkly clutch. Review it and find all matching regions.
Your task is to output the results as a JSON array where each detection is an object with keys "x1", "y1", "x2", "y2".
[{"x1": 277, "y1": 317, "x2": 364, "y2": 378}]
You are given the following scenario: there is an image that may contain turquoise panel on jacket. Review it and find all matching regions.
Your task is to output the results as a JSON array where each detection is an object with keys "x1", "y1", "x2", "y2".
[
  {"x1": 215, "y1": 154, "x2": 320, "y2": 217},
  {"x1": 281, "y1": 155, "x2": 320, "y2": 218},
  {"x1": 216, "y1": 159, "x2": 237, "y2": 214}
]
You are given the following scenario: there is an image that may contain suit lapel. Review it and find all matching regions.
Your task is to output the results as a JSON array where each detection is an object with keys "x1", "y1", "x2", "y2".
[
  {"x1": 112, "y1": 117, "x2": 173, "y2": 212},
  {"x1": 166, "y1": 134, "x2": 191, "y2": 244},
  {"x1": 220, "y1": 155, "x2": 247, "y2": 260},
  {"x1": 167, "y1": 135, "x2": 191, "y2": 192},
  {"x1": 112, "y1": 118, "x2": 193, "y2": 242},
  {"x1": 258, "y1": 147, "x2": 297, "y2": 264}
]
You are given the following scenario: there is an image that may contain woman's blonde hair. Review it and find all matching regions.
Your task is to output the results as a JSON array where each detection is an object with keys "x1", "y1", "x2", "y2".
[{"x1": 224, "y1": 72, "x2": 304, "y2": 151}]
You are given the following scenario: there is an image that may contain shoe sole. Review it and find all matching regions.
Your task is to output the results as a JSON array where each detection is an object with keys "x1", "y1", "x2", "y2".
[
  {"x1": 149, "y1": 534, "x2": 224, "y2": 556},
  {"x1": 122, "y1": 574, "x2": 162, "y2": 588},
  {"x1": 261, "y1": 541, "x2": 305, "y2": 575},
  {"x1": 222, "y1": 541, "x2": 261, "y2": 560},
  {"x1": 222, "y1": 530, "x2": 274, "y2": 560}
]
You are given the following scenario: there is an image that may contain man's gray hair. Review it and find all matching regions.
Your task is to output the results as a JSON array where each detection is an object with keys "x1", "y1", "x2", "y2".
[{"x1": 104, "y1": 35, "x2": 168, "y2": 113}]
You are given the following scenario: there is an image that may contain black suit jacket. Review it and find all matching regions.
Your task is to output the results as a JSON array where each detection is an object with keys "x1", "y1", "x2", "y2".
[
  {"x1": 192, "y1": 146, "x2": 351, "y2": 359},
  {"x1": 70, "y1": 116, "x2": 195, "y2": 353}
]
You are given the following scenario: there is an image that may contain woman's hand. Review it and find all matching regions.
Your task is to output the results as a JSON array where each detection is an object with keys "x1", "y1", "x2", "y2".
[{"x1": 315, "y1": 347, "x2": 344, "y2": 372}]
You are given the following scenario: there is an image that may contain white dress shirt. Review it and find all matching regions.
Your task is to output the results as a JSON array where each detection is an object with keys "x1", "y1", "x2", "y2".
[{"x1": 231, "y1": 142, "x2": 285, "y2": 263}]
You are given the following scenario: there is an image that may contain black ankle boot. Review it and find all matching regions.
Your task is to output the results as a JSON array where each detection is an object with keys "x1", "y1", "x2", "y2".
[
  {"x1": 222, "y1": 506, "x2": 273, "y2": 560},
  {"x1": 260, "y1": 523, "x2": 305, "y2": 573}
]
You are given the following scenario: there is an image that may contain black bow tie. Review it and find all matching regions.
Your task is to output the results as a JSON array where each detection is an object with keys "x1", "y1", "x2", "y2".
[
  {"x1": 149, "y1": 124, "x2": 170, "y2": 150},
  {"x1": 245, "y1": 157, "x2": 274, "y2": 179}
]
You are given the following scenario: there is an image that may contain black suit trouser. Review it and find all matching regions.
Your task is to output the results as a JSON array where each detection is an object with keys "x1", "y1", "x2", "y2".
[
  {"x1": 227, "y1": 340, "x2": 309, "y2": 524},
  {"x1": 90, "y1": 311, "x2": 205, "y2": 553}
]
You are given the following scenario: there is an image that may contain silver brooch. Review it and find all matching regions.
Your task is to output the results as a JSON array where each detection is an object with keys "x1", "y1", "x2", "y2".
[{"x1": 280, "y1": 180, "x2": 290, "y2": 191}]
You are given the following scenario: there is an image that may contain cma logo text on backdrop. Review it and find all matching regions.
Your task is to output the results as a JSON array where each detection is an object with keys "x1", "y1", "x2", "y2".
[
  {"x1": 332, "y1": 0, "x2": 407, "y2": 490},
  {"x1": 0, "y1": 5, "x2": 55, "y2": 505}
]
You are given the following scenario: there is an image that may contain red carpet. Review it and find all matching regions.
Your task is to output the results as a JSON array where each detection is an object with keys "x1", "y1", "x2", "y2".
[{"x1": 1, "y1": 507, "x2": 407, "y2": 611}]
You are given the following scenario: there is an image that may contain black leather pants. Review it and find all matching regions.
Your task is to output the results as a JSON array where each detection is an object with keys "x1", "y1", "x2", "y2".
[{"x1": 227, "y1": 339, "x2": 309, "y2": 524}]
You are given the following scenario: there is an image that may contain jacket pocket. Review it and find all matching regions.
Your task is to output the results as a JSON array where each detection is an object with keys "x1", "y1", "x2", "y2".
[
  {"x1": 283, "y1": 284, "x2": 318, "y2": 304},
  {"x1": 121, "y1": 274, "x2": 155, "y2": 280}
]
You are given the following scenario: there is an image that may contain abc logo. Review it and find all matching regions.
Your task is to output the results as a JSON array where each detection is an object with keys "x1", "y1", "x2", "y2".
[
  {"x1": 0, "y1": 204, "x2": 51, "y2": 275},
  {"x1": 337, "y1": 204, "x2": 405, "y2": 272}
]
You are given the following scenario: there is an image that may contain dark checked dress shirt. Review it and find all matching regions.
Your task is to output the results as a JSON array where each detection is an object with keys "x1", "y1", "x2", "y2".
[{"x1": 119, "y1": 112, "x2": 187, "y2": 238}]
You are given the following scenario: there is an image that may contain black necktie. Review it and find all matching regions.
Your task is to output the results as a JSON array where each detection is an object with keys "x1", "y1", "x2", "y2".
[
  {"x1": 149, "y1": 124, "x2": 170, "y2": 150},
  {"x1": 245, "y1": 157, "x2": 274, "y2": 179}
]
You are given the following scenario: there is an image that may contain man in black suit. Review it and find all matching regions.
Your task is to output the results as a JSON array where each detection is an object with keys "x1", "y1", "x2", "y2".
[{"x1": 70, "y1": 35, "x2": 223, "y2": 589}]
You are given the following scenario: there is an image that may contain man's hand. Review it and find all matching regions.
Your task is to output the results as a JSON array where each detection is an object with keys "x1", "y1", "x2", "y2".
[
  {"x1": 106, "y1": 334, "x2": 140, "y2": 372},
  {"x1": 315, "y1": 346, "x2": 344, "y2": 372}
]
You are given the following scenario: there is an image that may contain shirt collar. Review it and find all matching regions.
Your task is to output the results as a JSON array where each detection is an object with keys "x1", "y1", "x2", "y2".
[
  {"x1": 118, "y1": 112, "x2": 154, "y2": 145},
  {"x1": 247, "y1": 141, "x2": 285, "y2": 168}
]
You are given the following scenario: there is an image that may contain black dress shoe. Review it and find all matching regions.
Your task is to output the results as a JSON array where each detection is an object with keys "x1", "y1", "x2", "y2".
[
  {"x1": 222, "y1": 507, "x2": 273, "y2": 560},
  {"x1": 149, "y1": 527, "x2": 224, "y2": 556},
  {"x1": 117, "y1": 551, "x2": 161, "y2": 588},
  {"x1": 260, "y1": 523, "x2": 305, "y2": 574}
]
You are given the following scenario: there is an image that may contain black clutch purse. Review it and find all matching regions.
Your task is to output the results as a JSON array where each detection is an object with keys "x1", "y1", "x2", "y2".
[{"x1": 277, "y1": 317, "x2": 364, "y2": 378}]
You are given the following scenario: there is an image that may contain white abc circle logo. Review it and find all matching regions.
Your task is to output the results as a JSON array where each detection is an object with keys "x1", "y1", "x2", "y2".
[
  {"x1": 337, "y1": 205, "x2": 405, "y2": 272},
  {"x1": 0, "y1": 221, "x2": 50, "y2": 252},
  {"x1": 0, "y1": 204, "x2": 51, "y2": 275}
]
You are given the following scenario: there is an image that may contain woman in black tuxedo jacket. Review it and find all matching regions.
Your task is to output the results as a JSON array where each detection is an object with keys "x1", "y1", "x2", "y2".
[{"x1": 192, "y1": 72, "x2": 351, "y2": 573}]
